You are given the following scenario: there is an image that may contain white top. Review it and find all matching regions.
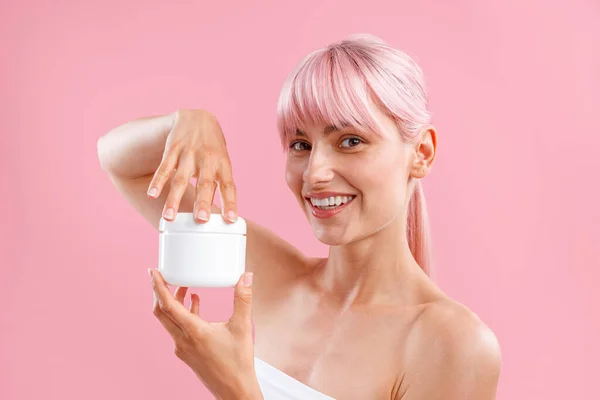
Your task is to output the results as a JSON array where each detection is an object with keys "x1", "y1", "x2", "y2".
[{"x1": 254, "y1": 357, "x2": 335, "y2": 399}]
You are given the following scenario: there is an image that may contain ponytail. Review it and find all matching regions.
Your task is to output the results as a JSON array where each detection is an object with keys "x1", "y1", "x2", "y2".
[{"x1": 406, "y1": 180, "x2": 434, "y2": 279}]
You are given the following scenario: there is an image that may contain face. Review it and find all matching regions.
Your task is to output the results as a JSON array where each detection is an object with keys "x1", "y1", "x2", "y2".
[{"x1": 285, "y1": 103, "x2": 434, "y2": 246}]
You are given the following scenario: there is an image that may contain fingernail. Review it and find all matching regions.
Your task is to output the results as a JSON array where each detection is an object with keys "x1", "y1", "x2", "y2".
[
  {"x1": 164, "y1": 208, "x2": 174, "y2": 219},
  {"x1": 243, "y1": 272, "x2": 253, "y2": 287},
  {"x1": 227, "y1": 211, "x2": 237, "y2": 222},
  {"x1": 197, "y1": 210, "x2": 208, "y2": 221},
  {"x1": 148, "y1": 268, "x2": 153, "y2": 279},
  {"x1": 148, "y1": 188, "x2": 157, "y2": 197}
]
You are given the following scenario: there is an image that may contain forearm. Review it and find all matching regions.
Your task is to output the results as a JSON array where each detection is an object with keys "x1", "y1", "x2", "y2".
[
  {"x1": 226, "y1": 382, "x2": 263, "y2": 400},
  {"x1": 202, "y1": 372, "x2": 263, "y2": 400},
  {"x1": 241, "y1": 381, "x2": 264, "y2": 400},
  {"x1": 97, "y1": 113, "x2": 175, "y2": 178}
]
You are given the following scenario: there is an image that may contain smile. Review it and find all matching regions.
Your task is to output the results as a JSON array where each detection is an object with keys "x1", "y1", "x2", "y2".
[{"x1": 305, "y1": 195, "x2": 356, "y2": 219}]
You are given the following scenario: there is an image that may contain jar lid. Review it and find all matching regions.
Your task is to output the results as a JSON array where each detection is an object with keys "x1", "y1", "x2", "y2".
[{"x1": 159, "y1": 212, "x2": 246, "y2": 235}]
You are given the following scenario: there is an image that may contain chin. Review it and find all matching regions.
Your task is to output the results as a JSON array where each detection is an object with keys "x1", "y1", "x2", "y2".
[
  {"x1": 312, "y1": 228, "x2": 351, "y2": 246},
  {"x1": 317, "y1": 237, "x2": 349, "y2": 247}
]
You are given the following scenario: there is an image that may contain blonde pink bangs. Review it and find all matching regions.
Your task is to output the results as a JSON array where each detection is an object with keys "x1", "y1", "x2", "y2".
[{"x1": 276, "y1": 34, "x2": 431, "y2": 151}]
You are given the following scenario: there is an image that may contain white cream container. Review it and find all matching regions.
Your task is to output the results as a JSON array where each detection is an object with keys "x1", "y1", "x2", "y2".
[{"x1": 158, "y1": 212, "x2": 247, "y2": 287}]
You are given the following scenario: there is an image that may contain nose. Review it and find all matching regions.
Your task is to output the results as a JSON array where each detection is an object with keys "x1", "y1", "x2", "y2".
[{"x1": 303, "y1": 144, "x2": 334, "y2": 186}]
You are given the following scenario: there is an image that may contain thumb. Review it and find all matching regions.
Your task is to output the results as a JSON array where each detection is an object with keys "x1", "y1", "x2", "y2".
[{"x1": 230, "y1": 272, "x2": 253, "y2": 333}]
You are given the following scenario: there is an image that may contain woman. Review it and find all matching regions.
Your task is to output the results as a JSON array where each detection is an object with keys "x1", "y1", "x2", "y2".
[{"x1": 97, "y1": 34, "x2": 501, "y2": 399}]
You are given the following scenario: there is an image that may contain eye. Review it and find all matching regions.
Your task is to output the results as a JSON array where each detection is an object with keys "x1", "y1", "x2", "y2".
[
  {"x1": 340, "y1": 137, "x2": 364, "y2": 148},
  {"x1": 289, "y1": 141, "x2": 311, "y2": 152}
]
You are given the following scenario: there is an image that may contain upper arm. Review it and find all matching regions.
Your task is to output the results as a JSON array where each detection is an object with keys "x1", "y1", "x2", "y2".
[
  {"x1": 103, "y1": 172, "x2": 309, "y2": 279},
  {"x1": 401, "y1": 304, "x2": 502, "y2": 400}
]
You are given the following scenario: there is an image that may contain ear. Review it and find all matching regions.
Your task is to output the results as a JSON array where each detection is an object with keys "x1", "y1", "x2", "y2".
[{"x1": 409, "y1": 125, "x2": 437, "y2": 179}]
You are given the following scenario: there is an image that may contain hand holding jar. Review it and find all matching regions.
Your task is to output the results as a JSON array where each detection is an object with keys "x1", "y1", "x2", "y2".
[{"x1": 148, "y1": 268, "x2": 263, "y2": 400}]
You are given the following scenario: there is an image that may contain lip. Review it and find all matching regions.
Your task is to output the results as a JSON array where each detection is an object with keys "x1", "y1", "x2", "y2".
[{"x1": 306, "y1": 195, "x2": 356, "y2": 219}]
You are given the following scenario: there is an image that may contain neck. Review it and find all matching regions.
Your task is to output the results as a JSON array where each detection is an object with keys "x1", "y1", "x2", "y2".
[{"x1": 316, "y1": 214, "x2": 429, "y2": 309}]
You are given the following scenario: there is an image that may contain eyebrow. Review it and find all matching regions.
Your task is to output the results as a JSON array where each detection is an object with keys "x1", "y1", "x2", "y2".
[{"x1": 295, "y1": 123, "x2": 352, "y2": 137}]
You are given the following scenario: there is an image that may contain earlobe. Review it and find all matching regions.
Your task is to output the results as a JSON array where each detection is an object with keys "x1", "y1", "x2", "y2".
[
  {"x1": 408, "y1": 150, "x2": 427, "y2": 178},
  {"x1": 410, "y1": 164, "x2": 428, "y2": 179}
]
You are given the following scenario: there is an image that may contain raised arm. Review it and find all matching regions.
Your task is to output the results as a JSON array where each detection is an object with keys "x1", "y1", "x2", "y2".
[{"x1": 96, "y1": 109, "x2": 308, "y2": 283}]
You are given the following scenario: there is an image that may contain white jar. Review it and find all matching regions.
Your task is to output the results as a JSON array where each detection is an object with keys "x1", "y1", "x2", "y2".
[{"x1": 158, "y1": 212, "x2": 247, "y2": 287}]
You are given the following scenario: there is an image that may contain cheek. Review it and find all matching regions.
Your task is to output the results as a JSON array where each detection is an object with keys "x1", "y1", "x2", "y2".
[
  {"x1": 284, "y1": 161, "x2": 304, "y2": 192},
  {"x1": 362, "y1": 155, "x2": 406, "y2": 200}
]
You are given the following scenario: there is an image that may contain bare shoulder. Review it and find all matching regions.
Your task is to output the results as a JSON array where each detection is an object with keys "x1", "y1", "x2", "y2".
[
  {"x1": 419, "y1": 298, "x2": 501, "y2": 359},
  {"x1": 400, "y1": 298, "x2": 502, "y2": 399}
]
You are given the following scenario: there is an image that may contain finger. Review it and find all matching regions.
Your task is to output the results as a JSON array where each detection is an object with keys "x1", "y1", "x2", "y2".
[
  {"x1": 229, "y1": 272, "x2": 253, "y2": 335},
  {"x1": 162, "y1": 155, "x2": 195, "y2": 221},
  {"x1": 147, "y1": 142, "x2": 179, "y2": 201},
  {"x1": 217, "y1": 157, "x2": 238, "y2": 223},
  {"x1": 174, "y1": 286, "x2": 188, "y2": 305},
  {"x1": 150, "y1": 269, "x2": 204, "y2": 333},
  {"x1": 190, "y1": 294, "x2": 200, "y2": 315},
  {"x1": 194, "y1": 157, "x2": 218, "y2": 222},
  {"x1": 153, "y1": 289, "x2": 184, "y2": 338}
]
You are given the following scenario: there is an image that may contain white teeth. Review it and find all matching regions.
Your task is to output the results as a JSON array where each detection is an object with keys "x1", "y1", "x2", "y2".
[{"x1": 310, "y1": 195, "x2": 354, "y2": 208}]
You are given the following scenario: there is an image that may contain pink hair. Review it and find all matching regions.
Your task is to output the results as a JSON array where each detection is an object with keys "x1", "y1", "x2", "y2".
[{"x1": 276, "y1": 34, "x2": 434, "y2": 277}]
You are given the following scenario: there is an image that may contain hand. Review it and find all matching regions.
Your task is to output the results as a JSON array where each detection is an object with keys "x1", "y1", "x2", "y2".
[
  {"x1": 146, "y1": 109, "x2": 238, "y2": 224},
  {"x1": 148, "y1": 268, "x2": 263, "y2": 400}
]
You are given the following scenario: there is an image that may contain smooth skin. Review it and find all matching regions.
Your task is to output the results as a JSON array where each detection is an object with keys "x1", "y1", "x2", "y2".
[{"x1": 97, "y1": 108, "x2": 501, "y2": 399}]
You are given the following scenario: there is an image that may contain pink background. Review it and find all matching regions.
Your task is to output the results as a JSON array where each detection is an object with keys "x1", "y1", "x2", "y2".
[{"x1": 2, "y1": 0, "x2": 599, "y2": 399}]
